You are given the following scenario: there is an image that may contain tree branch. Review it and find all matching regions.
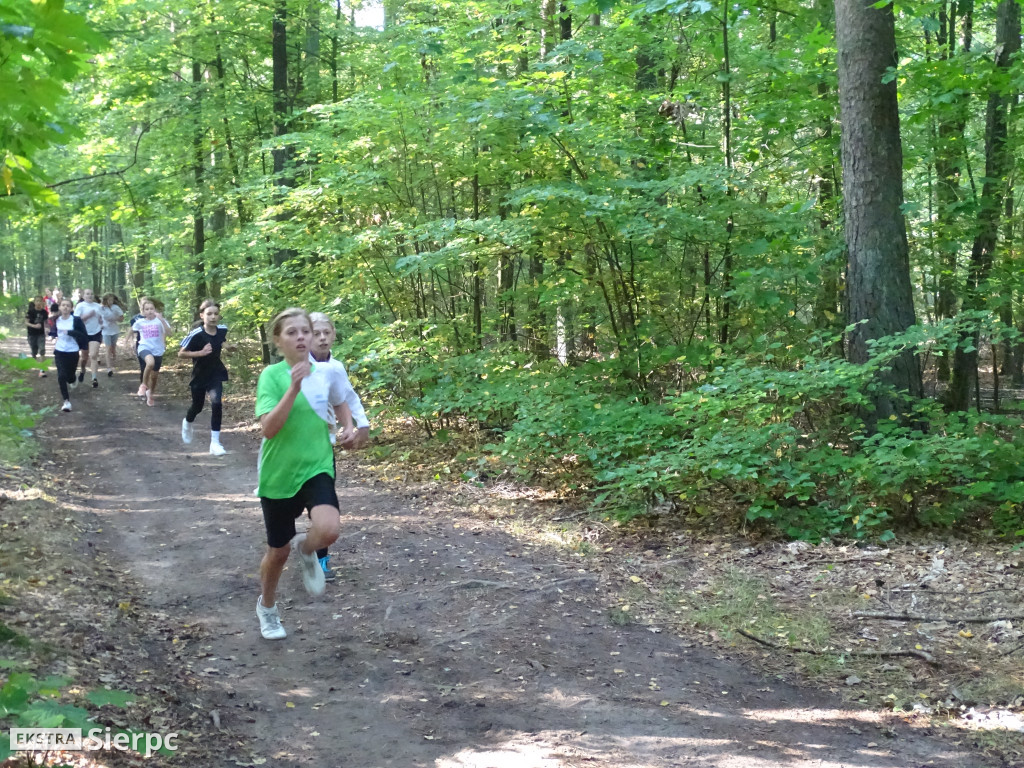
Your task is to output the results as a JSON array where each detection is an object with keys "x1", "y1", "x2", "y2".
[
  {"x1": 735, "y1": 628, "x2": 937, "y2": 665},
  {"x1": 853, "y1": 611, "x2": 1024, "y2": 624},
  {"x1": 48, "y1": 122, "x2": 151, "y2": 189}
]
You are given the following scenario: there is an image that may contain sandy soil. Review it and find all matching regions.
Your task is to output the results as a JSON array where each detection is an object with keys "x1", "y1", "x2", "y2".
[{"x1": 26, "y1": 359, "x2": 986, "y2": 768}]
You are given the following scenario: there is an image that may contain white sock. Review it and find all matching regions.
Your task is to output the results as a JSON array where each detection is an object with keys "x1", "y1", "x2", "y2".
[{"x1": 211, "y1": 430, "x2": 221, "y2": 444}]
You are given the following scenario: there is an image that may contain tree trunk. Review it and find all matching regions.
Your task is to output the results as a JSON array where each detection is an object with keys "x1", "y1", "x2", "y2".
[
  {"x1": 933, "y1": 0, "x2": 971, "y2": 382},
  {"x1": 192, "y1": 59, "x2": 209, "y2": 301},
  {"x1": 835, "y1": 0, "x2": 923, "y2": 422},
  {"x1": 947, "y1": 0, "x2": 1020, "y2": 410},
  {"x1": 272, "y1": 0, "x2": 295, "y2": 268},
  {"x1": 302, "y1": 0, "x2": 321, "y2": 105}
]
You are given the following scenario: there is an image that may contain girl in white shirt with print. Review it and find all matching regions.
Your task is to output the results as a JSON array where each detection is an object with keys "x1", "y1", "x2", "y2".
[{"x1": 131, "y1": 298, "x2": 172, "y2": 407}]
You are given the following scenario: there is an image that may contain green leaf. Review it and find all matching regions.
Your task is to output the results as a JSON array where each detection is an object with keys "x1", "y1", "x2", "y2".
[{"x1": 86, "y1": 688, "x2": 136, "y2": 707}]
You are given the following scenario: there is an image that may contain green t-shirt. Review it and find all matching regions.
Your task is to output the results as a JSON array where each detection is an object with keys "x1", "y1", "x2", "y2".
[{"x1": 255, "y1": 361, "x2": 334, "y2": 498}]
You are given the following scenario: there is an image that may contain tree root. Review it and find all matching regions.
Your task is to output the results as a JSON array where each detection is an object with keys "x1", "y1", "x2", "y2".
[
  {"x1": 853, "y1": 611, "x2": 1024, "y2": 624},
  {"x1": 735, "y1": 628, "x2": 938, "y2": 665}
]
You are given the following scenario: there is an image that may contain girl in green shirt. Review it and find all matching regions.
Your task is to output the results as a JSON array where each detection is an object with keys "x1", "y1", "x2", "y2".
[{"x1": 253, "y1": 308, "x2": 341, "y2": 640}]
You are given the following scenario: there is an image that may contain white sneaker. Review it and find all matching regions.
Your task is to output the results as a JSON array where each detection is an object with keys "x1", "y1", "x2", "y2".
[
  {"x1": 291, "y1": 533, "x2": 325, "y2": 596},
  {"x1": 209, "y1": 441, "x2": 226, "y2": 456},
  {"x1": 256, "y1": 596, "x2": 286, "y2": 640},
  {"x1": 61, "y1": 400, "x2": 72, "y2": 412},
  {"x1": 69, "y1": 380, "x2": 77, "y2": 390},
  {"x1": 181, "y1": 418, "x2": 193, "y2": 444}
]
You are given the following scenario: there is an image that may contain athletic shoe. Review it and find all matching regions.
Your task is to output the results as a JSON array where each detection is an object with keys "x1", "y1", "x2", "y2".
[
  {"x1": 181, "y1": 418, "x2": 193, "y2": 444},
  {"x1": 291, "y1": 533, "x2": 325, "y2": 596},
  {"x1": 61, "y1": 400, "x2": 72, "y2": 412},
  {"x1": 146, "y1": 392, "x2": 155, "y2": 407},
  {"x1": 319, "y1": 556, "x2": 336, "y2": 582},
  {"x1": 77, "y1": 371, "x2": 84, "y2": 383},
  {"x1": 137, "y1": 384, "x2": 147, "y2": 397},
  {"x1": 107, "y1": 369, "x2": 113, "y2": 377},
  {"x1": 38, "y1": 370, "x2": 46, "y2": 378},
  {"x1": 69, "y1": 380, "x2": 77, "y2": 390},
  {"x1": 91, "y1": 378, "x2": 98, "y2": 388},
  {"x1": 209, "y1": 441, "x2": 226, "y2": 456},
  {"x1": 256, "y1": 596, "x2": 286, "y2": 640}
]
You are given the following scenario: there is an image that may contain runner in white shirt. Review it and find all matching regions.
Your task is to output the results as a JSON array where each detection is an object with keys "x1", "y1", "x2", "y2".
[
  {"x1": 131, "y1": 298, "x2": 172, "y2": 407},
  {"x1": 308, "y1": 312, "x2": 370, "y2": 580},
  {"x1": 99, "y1": 293, "x2": 126, "y2": 377},
  {"x1": 50, "y1": 299, "x2": 87, "y2": 412},
  {"x1": 73, "y1": 288, "x2": 104, "y2": 388}
]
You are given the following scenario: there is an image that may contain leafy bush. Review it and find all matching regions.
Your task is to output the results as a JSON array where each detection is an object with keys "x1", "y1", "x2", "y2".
[
  {"x1": 0, "y1": 355, "x2": 45, "y2": 464},
  {"x1": 392, "y1": 319, "x2": 1024, "y2": 541}
]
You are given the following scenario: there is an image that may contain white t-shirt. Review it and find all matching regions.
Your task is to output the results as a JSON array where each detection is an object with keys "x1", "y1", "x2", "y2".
[
  {"x1": 132, "y1": 317, "x2": 167, "y2": 356},
  {"x1": 307, "y1": 353, "x2": 368, "y2": 429},
  {"x1": 99, "y1": 305, "x2": 124, "y2": 335},
  {"x1": 74, "y1": 301, "x2": 103, "y2": 335},
  {"x1": 54, "y1": 316, "x2": 81, "y2": 353}
]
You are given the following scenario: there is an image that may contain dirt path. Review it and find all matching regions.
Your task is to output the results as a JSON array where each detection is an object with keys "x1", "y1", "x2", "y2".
[{"x1": 29, "y1": 363, "x2": 983, "y2": 768}]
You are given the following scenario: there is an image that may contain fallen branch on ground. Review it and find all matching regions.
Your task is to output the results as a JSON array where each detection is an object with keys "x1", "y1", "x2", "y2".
[
  {"x1": 853, "y1": 611, "x2": 1024, "y2": 624},
  {"x1": 735, "y1": 628, "x2": 938, "y2": 665},
  {"x1": 1000, "y1": 640, "x2": 1024, "y2": 657}
]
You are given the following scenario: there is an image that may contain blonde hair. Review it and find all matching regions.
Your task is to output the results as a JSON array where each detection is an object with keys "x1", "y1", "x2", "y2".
[
  {"x1": 268, "y1": 307, "x2": 311, "y2": 340},
  {"x1": 308, "y1": 312, "x2": 334, "y2": 328}
]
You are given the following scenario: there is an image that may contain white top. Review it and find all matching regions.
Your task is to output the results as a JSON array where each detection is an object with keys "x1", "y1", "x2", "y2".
[
  {"x1": 132, "y1": 317, "x2": 168, "y2": 356},
  {"x1": 99, "y1": 304, "x2": 124, "y2": 335},
  {"x1": 74, "y1": 301, "x2": 103, "y2": 335},
  {"x1": 307, "y1": 352, "x2": 368, "y2": 429},
  {"x1": 54, "y1": 316, "x2": 80, "y2": 353}
]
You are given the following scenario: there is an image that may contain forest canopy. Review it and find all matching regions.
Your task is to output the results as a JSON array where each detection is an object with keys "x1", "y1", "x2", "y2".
[{"x1": 2, "y1": 0, "x2": 1024, "y2": 541}]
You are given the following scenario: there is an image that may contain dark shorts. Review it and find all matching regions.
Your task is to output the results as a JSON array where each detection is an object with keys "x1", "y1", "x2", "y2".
[
  {"x1": 260, "y1": 473, "x2": 338, "y2": 549},
  {"x1": 86, "y1": 331, "x2": 102, "y2": 345},
  {"x1": 137, "y1": 351, "x2": 163, "y2": 371}
]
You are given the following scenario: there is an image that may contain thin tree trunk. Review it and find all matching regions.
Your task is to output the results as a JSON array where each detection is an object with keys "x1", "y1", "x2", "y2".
[
  {"x1": 272, "y1": 0, "x2": 295, "y2": 268},
  {"x1": 192, "y1": 59, "x2": 209, "y2": 301},
  {"x1": 947, "y1": 0, "x2": 1020, "y2": 410}
]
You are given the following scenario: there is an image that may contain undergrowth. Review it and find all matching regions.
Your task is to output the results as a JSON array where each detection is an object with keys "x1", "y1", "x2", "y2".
[{"x1": 354, "y1": 318, "x2": 1024, "y2": 543}]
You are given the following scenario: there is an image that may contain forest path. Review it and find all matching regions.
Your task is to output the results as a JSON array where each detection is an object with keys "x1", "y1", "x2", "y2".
[{"x1": 27, "y1": 359, "x2": 981, "y2": 768}]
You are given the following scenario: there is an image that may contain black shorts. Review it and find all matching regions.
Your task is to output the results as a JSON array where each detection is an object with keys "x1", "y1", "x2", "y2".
[
  {"x1": 260, "y1": 473, "x2": 338, "y2": 549},
  {"x1": 137, "y1": 351, "x2": 163, "y2": 371},
  {"x1": 86, "y1": 331, "x2": 102, "y2": 345}
]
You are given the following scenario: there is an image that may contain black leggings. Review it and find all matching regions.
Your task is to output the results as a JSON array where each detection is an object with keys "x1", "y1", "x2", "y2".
[
  {"x1": 54, "y1": 350, "x2": 79, "y2": 400},
  {"x1": 186, "y1": 382, "x2": 223, "y2": 431}
]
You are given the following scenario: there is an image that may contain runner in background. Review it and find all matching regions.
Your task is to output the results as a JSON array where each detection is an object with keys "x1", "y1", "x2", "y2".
[
  {"x1": 253, "y1": 308, "x2": 343, "y2": 640},
  {"x1": 49, "y1": 298, "x2": 87, "y2": 412},
  {"x1": 99, "y1": 293, "x2": 126, "y2": 377},
  {"x1": 308, "y1": 312, "x2": 370, "y2": 580},
  {"x1": 131, "y1": 298, "x2": 171, "y2": 407},
  {"x1": 179, "y1": 299, "x2": 232, "y2": 456},
  {"x1": 73, "y1": 288, "x2": 103, "y2": 388},
  {"x1": 26, "y1": 296, "x2": 48, "y2": 378},
  {"x1": 128, "y1": 297, "x2": 163, "y2": 386}
]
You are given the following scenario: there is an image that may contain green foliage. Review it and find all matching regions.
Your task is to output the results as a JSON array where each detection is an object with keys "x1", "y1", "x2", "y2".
[
  {"x1": 0, "y1": 0, "x2": 107, "y2": 209},
  {"x1": 399, "y1": 321, "x2": 1024, "y2": 541},
  {"x1": 0, "y1": 354, "x2": 44, "y2": 464},
  {"x1": 0, "y1": 666, "x2": 143, "y2": 762}
]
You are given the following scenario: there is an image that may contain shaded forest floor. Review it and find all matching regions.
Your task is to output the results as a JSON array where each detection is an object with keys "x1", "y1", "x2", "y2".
[{"x1": 0, "y1": 342, "x2": 1020, "y2": 767}]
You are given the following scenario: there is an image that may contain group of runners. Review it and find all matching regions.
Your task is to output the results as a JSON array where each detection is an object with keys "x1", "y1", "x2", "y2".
[
  {"x1": 28, "y1": 289, "x2": 176, "y2": 416},
  {"x1": 26, "y1": 292, "x2": 371, "y2": 640}
]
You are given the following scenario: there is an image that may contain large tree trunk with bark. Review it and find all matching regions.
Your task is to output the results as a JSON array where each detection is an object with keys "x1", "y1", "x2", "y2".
[{"x1": 835, "y1": 0, "x2": 923, "y2": 422}]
